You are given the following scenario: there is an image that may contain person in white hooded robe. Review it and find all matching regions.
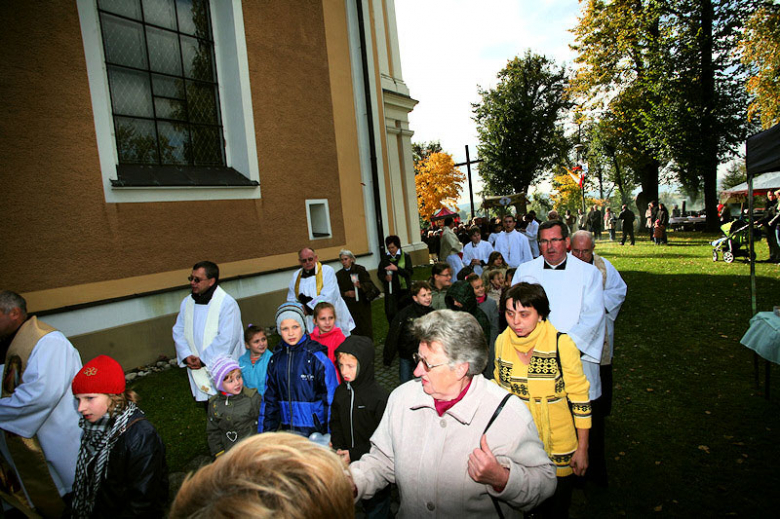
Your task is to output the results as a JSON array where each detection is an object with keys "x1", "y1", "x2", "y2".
[
  {"x1": 512, "y1": 221, "x2": 606, "y2": 402},
  {"x1": 173, "y1": 261, "x2": 244, "y2": 402},
  {"x1": 0, "y1": 290, "x2": 82, "y2": 517},
  {"x1": 287, "y1": 248, "x2": 355, "y2": 336}
]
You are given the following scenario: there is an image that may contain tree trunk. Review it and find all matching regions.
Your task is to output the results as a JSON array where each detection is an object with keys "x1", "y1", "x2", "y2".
[
  {"x1": 638, "y1": 159, "x2": 660, "y2": 202},
  {"x1": 700, "y1": 0, "x2": 720, "y2": 231}
]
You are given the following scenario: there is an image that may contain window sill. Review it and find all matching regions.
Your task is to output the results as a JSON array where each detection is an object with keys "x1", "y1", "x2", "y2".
[{"x1": 111, "y1": 164, "x2": 259, "y2": 188}]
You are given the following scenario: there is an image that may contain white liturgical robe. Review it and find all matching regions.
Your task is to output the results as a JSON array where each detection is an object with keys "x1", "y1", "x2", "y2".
[
  {"x1": 593, "y1": 254, "x2": 627, "y2": 364},
  {"x1": 521, "y1": 220, "x2": 540, "y2": 258},
  {"x1": 494, "y1": 230, "x2": 533, "y2": 268},
  {"x1": 0, "y1": 330, "x2": 82, "y2": 498},
  {"x1": 173, "y1": 285, "x2": 244, "y2": 401},
  {"x1": 461, "y1": 240, "x2": 494, "y2": 276},
  {"x1": 287, "y1": 263, "x2": 355, "y2": 335},
  {"x1": 512, "y1": 253, "x2": 606, "y2": 400}
]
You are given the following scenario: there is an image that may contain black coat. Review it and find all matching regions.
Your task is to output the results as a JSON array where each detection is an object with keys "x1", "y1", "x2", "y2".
[
  {"x1": 377, "y1": 251, "x2": 414, "y2": 295},
  {"x1": 383, "y1": 301, "x2": 433, "y2": 364},
  {"x1": 90, "y1": 409, "x2": 169, "y2": 518},
  {"x1": 330, "y1": 336, "x2": 389, "y2": 462},
  {"x1": 336, "y1": 263, "x2": 379, "y2": 338}
]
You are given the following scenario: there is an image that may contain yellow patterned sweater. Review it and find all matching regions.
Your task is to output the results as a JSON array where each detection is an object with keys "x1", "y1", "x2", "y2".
[{"x1": 493, "y1": 319, "x2": 591, "y2": 477}]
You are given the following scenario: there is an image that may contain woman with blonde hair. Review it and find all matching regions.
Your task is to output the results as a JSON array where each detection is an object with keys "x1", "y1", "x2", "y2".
[{"x1": 170, "y1": 432, "x2": 354, "y2": 519}]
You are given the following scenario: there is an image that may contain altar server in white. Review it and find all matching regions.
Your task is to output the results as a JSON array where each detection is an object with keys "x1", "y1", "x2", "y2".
[
  {"x1": 0, "y1": 290, "x2": 82, "y2": 517},
  {"x1": 494, "y1": 214, "x2": 533, "y2": 268},
  {"x1": 570, "y1": 230, "x2": 627, "y2": 484},
  {"x1": 288, "y1": 248, "x2": 355, "y2": 336},
  {"x1": 570, "y1": 231, "x2": 627, "y2": 377},
  {"x1": 521, "y1": 212, "x2": 541, "y2": 258},
  {"x1": 512, "y1": 221, "x2": 606, "y2": 401},
  {"x1": 461, "y1": 226, "x2": 494, "y2": 276},
  {"x1": 173, "y1": 261, "x2": 244, "y2": 401}
]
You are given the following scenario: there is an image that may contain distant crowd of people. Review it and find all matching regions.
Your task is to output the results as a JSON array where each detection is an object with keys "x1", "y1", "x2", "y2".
[{"x1": 2, "y1": 218, "x2": 628, "y2": 517}]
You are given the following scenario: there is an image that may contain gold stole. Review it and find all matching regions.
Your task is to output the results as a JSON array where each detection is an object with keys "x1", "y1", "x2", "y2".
[
  {"x1": 294, "y1": 262, "x2": 324, "y2": 297},
  {"x1": 1, "y1": 317, "x2": 66, "y2": 518}
]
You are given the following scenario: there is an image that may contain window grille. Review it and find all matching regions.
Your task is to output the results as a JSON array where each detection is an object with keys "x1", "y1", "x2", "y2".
[{"x1": 98, "y1": 0, "x2": 225, "y2": 167}]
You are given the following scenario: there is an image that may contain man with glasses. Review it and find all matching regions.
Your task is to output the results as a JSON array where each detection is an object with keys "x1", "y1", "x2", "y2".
[
  {"x1": 287, "y1": 248, "x2": 355, "y2": 336},
  {"x1": 570, "y1": 230, "x2": 627, "y2": 487},
  {"x1": 493, "y1": 214, "x2": 533, "y2": 268},
  {"x1": 173, "y1": 261, "x2": 244, "y2": 402},
  {"x1": 511, "y1": 221, "x2": 606, "y2": 414}
]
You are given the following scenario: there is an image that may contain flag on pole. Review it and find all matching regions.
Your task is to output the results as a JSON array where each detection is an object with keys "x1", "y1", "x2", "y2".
[{"x1": 566, "y1": 165, "x2": 585, "y2": 188}]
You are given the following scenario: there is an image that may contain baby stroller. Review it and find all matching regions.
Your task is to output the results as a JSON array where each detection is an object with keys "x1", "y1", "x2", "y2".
[{"x1": 711, "y1": 219, "x2": 757, "y2": 263}]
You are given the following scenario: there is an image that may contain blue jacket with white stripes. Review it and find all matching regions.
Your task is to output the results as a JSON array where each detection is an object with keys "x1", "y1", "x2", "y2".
[{"x1": 259, "y1": 335, "x2": 339, "y2": 437}]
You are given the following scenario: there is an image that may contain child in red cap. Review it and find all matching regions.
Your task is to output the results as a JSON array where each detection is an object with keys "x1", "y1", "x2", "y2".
[{"x1": 70, "y1": 355, "x2": 168, "y2": 518}]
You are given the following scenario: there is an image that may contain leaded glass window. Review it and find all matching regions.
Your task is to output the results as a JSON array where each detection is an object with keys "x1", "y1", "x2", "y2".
[{"x1": 98, "y1": 0, "x2": 225, "y2": 167}]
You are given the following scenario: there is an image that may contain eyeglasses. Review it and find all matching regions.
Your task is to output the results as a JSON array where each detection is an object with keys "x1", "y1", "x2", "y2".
[
  {"x1": 412, "y1": 353, "x2": 447, "y2": 372},
  {"x1": 299, "y1": 257, "x2": 316, "y2": 264},
  {"x1": 188, "y1": 276, "x2": 203, "y2": 283},
  {"x1": 538, "y1": 238, "x2": 566, "y2": 246}
]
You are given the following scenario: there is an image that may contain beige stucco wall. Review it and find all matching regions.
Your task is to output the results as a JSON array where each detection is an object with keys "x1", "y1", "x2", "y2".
[{"x1": 0, "y1": 0, "x2": 369, "y2": 313}]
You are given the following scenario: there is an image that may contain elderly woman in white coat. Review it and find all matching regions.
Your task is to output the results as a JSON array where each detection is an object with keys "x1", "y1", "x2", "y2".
[{"x1": 349, "y1": 309, "x2": 556, "y2": 517}]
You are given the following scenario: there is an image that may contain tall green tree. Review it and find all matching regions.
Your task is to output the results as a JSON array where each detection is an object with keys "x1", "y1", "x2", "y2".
[
  {"x1": 583, "y1": 112, "x2": 639, "y2": 204},
  {"x1": 570, "y1": 0, "x2": 664, "y2": 206},
  {"x1": 739, "y1": 2, "x2": 780, "y2": 129},
  {"x1": 720, "y1": 158, "x2": 747, "y2": 191},
  {"x1": 641, "y1": 0, "x2": 757, "y2": 229},
  {"x1": 472, "y1": 51, "x2": 570, "y2": 201}
]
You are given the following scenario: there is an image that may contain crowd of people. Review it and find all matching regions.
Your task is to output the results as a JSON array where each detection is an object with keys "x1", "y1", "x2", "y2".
[
  {"x1": 1, "y1": 216, "x2": 629, "y2": 517},
  {"x1": 421, "y1": 204, "x2": 648, "y2": 266}
]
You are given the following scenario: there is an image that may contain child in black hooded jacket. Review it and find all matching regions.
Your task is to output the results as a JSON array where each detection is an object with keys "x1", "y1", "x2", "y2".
[{"x1": 330, "y1": 335, "x2": 391, "y2": 518}]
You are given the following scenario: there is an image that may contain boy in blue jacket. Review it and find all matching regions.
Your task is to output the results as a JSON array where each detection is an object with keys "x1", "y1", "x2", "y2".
[{"x1": 259, "y1": 302, "x2": 339, "y2": 436}]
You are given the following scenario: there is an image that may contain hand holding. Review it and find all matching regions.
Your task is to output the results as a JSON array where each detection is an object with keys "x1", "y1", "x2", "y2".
[
  {"x1": 336, "y1": 449, "x2": 351, "y2": 465},
  {"x1": 467, "y1": 435, "x2": 509, "y2": 491},
  {"x1": 184, "y1": 355, "x2": 202, "y2": 369}
]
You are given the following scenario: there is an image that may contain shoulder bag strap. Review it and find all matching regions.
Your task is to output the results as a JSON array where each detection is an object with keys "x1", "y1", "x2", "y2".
[{"x1": 482, "y1": 392, "x2": 514, "y2": 519}]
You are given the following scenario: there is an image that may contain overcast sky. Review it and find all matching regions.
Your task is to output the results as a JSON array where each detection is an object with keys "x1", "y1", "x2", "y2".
[{"x1": 394, "y1": 0, "x2": 583, "y2": 204}]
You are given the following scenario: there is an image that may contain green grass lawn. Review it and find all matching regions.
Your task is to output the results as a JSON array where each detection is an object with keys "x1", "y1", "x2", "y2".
[{"x1": 131, "y1": 233, "x2": 780, "y2": 516}]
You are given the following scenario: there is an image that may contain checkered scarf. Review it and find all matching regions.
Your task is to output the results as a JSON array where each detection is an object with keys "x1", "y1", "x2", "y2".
[{"x1": 71, "y1": 401, "x2": 137, "y2": 518}]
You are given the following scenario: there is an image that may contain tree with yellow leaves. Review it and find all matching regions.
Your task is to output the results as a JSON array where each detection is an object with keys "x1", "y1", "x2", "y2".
[
  {"x1": 740, "y1": 4, "x2": 780, "y2": 129},
  {"x1": 550, "y1": 169, "x2": 599, "y2": 215},
  {"x1": 415, "y1": 152, "x2": 465, "y2": 222}
]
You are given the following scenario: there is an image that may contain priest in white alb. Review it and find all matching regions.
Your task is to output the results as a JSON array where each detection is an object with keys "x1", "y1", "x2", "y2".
[
  {"x1": 494, "y1": 214, "x2": 533, "y2": 268},
  {"x1": 512, "y1": 220, "x2": 606, "y2": 401},
  {"x1": 173, "y1": 261, "x2": 244, "y2": 401},
  {"x1": 0, "y1": 290, "x2": 82, "y2": 518},
  {"x1": 288, "y1": 248, "x2": 355, "y2": 335}
]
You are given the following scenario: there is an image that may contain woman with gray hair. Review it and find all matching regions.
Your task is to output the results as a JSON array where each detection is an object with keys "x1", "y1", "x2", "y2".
[
  {"x1": 336, "y1": 249, "x2": 379, "y2": 338},
  {"x1": 349, "y1": 309, "x2": 556, "y2": 517}
]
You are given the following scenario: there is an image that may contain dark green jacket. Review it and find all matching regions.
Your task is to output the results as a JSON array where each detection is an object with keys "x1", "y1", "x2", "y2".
[{"x1": 207, "y1": 387, "x2": 261, "y2": 457}]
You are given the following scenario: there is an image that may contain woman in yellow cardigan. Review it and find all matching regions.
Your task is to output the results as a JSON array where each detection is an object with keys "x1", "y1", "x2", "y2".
[{"x1": 493, "y1": 282, "x2": 591, "y2": 519}]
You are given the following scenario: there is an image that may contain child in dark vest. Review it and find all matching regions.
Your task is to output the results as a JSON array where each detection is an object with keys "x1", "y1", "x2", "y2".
[
  {"x1": 330, "y1": 335, "x2": 391, "y2": 518},
  {"x1": 70, "y1": 355, "x2": 168, "y2": 518},
  {"x1": 207, "y1": 355, "x2": 261, "y2": 458}
]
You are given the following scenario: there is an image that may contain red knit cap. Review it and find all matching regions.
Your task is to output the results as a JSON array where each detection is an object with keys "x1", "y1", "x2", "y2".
[{"x1": 72, "y1": 355, "x2": 126, "y2": 395}]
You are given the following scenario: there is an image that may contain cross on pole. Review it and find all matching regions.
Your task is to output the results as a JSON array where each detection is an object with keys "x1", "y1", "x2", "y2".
[{"x1": 454, "y1": 145, "x2": 483, "y2": 219}]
